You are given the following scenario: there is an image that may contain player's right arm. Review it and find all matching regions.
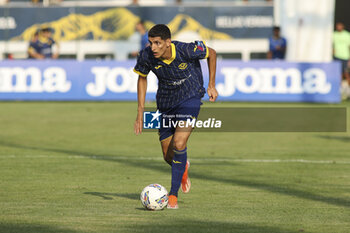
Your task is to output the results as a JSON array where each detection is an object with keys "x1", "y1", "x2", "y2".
[
  {"x1": 133, "y1": 49, "x2": 151, "y2": 135},
  {"x1": 134, "y1": 75, "x2": 147, "y2": 135},
  {"x1": 267, "y1": 38, "x2": 273, "y2": 59}
]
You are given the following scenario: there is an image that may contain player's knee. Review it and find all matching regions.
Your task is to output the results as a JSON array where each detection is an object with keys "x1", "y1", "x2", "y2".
[{"x1": 173, "y1": 138, "x2": 186, "y2": 151}]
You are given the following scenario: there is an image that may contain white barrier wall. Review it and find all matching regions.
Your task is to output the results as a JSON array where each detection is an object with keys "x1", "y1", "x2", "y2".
[{"x1": 0, "y1": 39, "x2": 269, "y2": 61}]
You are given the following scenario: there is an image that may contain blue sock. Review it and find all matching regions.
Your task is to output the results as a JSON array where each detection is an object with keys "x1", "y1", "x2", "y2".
[{"x1": 169, "y1": 147, "x2": 187, "y2": 197}]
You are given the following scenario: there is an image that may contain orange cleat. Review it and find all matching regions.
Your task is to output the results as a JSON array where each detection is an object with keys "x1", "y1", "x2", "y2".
[
  {"x1": 181, "y1": 160, "x2": 191, "y2": 194},
  {"x1": 167, "y1": 195, "x2": 178, "y2": 209}
]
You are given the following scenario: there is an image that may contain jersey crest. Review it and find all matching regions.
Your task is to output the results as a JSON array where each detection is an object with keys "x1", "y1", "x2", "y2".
[{"x1": 178, "y1": 63, "x2": 188, "y2": 70}]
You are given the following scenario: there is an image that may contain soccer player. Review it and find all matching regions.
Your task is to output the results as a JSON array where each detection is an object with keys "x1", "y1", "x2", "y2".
[
  {"x1": 267, "y1": 26, "x2": 287, "y2": 60},
  {"x1": 333, "y1": 22, "x2": 350, "y2": 99},
  {"x1": 28, "y1": 27, "x2": 59, "y2": 59},
  {"x1": 133, "y1": 24, "x2": 218, "y2": 209},
  {"x1": 131, "y1": 20, "x2": 150, "y2": 57}
]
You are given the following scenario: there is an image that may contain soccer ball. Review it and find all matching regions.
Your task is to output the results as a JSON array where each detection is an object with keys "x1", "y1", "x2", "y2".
[{"x1": 140, "y1": 184, "x2": 168, "y2": 210}]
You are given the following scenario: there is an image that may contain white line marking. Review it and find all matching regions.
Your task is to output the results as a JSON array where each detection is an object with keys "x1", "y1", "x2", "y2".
[{"x1": 0, "y1": 155, "x2": 349, "y2": 164}]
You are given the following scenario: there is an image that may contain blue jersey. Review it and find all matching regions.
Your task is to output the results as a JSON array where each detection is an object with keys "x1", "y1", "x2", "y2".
[
  {"x1": 28, "y1": 36, "x2": 55, "y2": 59},
  {"x1": 133, "y1": 40, "x2": 209, "y2": 110},
  {"x1": 269, "y1": 36, "x2": 287, "y2": 59}
]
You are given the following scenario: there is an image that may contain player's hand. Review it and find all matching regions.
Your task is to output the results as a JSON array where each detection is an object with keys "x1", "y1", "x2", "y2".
[
  {"x1": 207, "y1": 86, "x2": 218, "y2": 102},
  {"x1": 134, "y1": 118, "x2": 143, "y2": 135},
  {"x1": 134, "y1": 112, "x2": 143, "y2": 135}
]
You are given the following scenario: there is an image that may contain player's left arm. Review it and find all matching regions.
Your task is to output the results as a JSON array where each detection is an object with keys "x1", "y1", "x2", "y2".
[
  {"x1": 206, "y1": 47, "x2": 218, "y2": 102},
  {"x1": 280, "y1": 38, "x2": 287, "y2": 52}
]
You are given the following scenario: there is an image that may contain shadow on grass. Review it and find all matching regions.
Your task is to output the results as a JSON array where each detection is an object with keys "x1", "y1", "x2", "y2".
[
  {"x1": 0, "y1": 222, "x2": 80, "y2": 233},
  {"x1": 122, "y1": 219, "x2": 300, "y2": 233},
  {"x1": 317, "y1": 135, "x2": 350, "y2": 142},
  {"x1": 84, "y1": 192, "x2": 139, "y2": 200},
  {"x1": 0, "y1": 220, "x2": 301, "y2": 233},
  {"x1": 117, "y1": 158, "x2": 350, "y2": 209},
  {"x1": 1, "y1": 140, "x2": 349, "y2": 209}
]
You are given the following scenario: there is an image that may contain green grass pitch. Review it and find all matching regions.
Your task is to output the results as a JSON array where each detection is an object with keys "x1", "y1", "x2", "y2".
[{"x1": 0, "y1": 101, "x2": 349, "y2": 233}]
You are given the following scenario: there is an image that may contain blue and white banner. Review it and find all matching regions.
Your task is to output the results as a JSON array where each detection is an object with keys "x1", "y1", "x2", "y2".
[
  {"x1": 0, "y1": 60, "x2": 341, "y2": 103},
  {"x1": 213, "y1": 61, "x2": 341, "y2": 103}
]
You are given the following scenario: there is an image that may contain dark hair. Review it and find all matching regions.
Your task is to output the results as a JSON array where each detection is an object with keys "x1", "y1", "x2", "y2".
[
  {"x1": 273, "y1": 26, "x2": 281, "y2": 31},
  {"x1": 148, "y1": 24, "x2": 171, "y2": 40},
  {"x1": 41, "y1": 27, "x2": 52, "y2": 33}
]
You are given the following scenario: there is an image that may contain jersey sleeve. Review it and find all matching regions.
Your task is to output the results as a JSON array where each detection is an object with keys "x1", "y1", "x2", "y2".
[
  {"x1": 28, "y1": 42, "x2": 38, "y2": 53},
  {"x1": 28, "y1": 42, "x2": 35, "y2": 52},
  {"x1": 133, "y1": 50, "x2": 151, "y2": 77},
  {"x1": 185, "y1": 41, "x2": 209, "y2": 60},
  {"x1": 269, "y1": 38, "x2": 274, "y2": 51}
]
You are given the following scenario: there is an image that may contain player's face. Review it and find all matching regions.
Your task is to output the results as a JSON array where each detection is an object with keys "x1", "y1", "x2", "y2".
[
  {"x1": 148, "y1": 37, "x2": 171, "y2": 59},
  {"x1": 336, "y1": 23, "x2": 344, "y2": 32},
  {"x1": 42, "y1": 31, "x2": 51, "y2": 38},
  {"x1": 273, "y1": 29, "x2": 280, "y2": 38}
]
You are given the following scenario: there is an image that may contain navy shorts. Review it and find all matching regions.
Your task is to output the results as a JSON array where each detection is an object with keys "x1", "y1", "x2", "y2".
[
  {"x1": 158, "y1": 96, "x2": 202, "y2": 142},
  {"x1": 334, "y1": 57, "x2": 349, "y2": 73}
]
